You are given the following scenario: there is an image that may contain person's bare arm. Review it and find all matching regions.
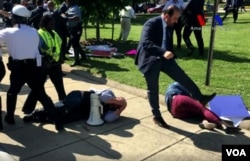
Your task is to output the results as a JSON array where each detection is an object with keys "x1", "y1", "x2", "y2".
[{"x1": 0, "y1": 10, "x2": 11, "y2": 18}]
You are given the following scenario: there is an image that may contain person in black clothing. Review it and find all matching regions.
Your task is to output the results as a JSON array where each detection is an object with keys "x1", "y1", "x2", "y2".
[
  {"x1": 222, "y1": 0, "x2": 243, "y2": 23},
  {"x1": 1, "y1": 0, "x2": 13, "y2": 27},
  {"x1": 62, "y1": 0, "x2": 86, "y2": 67},
  {"x1": 29, "y1": 0, "x2": 47, "y2": 29},
  {"x1": 182, "y1": 0, "x2": 205, "y2": 56}
]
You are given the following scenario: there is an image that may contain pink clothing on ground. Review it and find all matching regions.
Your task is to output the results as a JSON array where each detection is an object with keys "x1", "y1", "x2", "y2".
[{"x1": 171, "y1": 95, "x2": 221, "y2": 124}]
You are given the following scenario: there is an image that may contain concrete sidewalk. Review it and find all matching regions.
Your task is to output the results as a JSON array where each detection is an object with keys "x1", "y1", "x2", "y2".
[{"x1": 0, "y1": 53, "x2": 250, "y2": 161}]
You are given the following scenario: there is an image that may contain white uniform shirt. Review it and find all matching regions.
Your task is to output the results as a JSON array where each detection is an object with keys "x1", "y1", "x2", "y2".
[
  {"x1": 0, "y1": 24, "x2": 40, "y2": 60},
  {"x1": 119, "y1": 6, "x2": 136, "y2": 19}
]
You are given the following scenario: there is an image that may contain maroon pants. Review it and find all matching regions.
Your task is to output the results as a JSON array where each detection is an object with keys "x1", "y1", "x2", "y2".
[{"x1": 171, "y1": 95, "x2": 221, "y2": 125}]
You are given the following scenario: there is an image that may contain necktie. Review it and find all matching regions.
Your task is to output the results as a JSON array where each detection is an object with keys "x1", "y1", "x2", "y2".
[{"x1": 162, "y1": 26, "x2": 171, "y2": 51}]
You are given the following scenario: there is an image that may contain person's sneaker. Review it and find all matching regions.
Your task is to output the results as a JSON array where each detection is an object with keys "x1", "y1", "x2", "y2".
[
  {"x1": 199, "y1": 120, "x2": 216, "y2": 130},
  {"x1": 5, "y1": 115, "x2": 15, "y2": 125}
]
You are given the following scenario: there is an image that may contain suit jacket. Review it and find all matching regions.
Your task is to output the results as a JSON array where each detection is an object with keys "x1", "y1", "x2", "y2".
[
  {"x1": 135, "y1": 16, "x2": 173, "y2": 74},
  {"x1": 29, "y1": 6, "x2": 47, "y2": 30}
]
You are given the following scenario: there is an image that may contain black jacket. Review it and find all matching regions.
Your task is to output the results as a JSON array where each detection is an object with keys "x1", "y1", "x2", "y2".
[
  {"x1": 135, "y1": 16, "x2": 173, "y2": 74},
  {"x1": 29, "y1": 6, "x2": 47, "y2": 29},
  {"x1": 182, "y1": 0, "x2": 205, "y2": 26}
]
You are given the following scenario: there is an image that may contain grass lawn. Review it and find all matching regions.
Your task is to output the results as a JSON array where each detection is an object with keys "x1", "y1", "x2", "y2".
[{"x1": 66, "y1": 11, "x2": 250, "y2": 109}]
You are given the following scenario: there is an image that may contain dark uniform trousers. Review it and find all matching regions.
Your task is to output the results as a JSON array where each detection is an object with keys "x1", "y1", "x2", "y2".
[
  {"x1": 22, "y1": 63, "x2": 66, "y2": 114},
  {"x1": 6, "y1": 59, "x2": 61, "y2": 125},
  {"x1": 68, "y1": 23, "x2": 86, "y2": 63}
]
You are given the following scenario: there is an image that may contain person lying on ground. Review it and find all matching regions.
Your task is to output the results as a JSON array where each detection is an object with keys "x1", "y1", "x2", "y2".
[
  {"x1": 23, "y1": 89, "x2": 127, "y2": 125},
  {"x1": 165, "y1": 82, "x2": 241, "y2": 133}
]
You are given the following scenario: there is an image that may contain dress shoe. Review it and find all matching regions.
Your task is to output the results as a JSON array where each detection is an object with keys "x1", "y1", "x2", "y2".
[
  {"x1": 5, "y1": 115, "x2": 15, "y2": 125},
  {"x1": 187, "y1": 46, "x2": 194, "y2": 56},
  {"x1": 200, "y1": 93, "x2": 216, "y2": 106},
  {"x1": 55, "y1": 122, "x2": 65, "y2": 132},
  {"x1": 23, "y1": 114, "x2": 34, "y2": 123},
  {"x1": 153, "y1": 116, "x2": 169, "y2": 129},
  {"x1": 225, "y1": 127, "x2": 241, "y2": 134}
]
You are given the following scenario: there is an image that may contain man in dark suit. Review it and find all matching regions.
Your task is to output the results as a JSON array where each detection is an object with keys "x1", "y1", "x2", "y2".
[
  {"x1": 29, "y1": 0, "x2": 47, "y2": 29},
  {"x1": 135, "y1": 5, "x2": 216, "y2": 129}
]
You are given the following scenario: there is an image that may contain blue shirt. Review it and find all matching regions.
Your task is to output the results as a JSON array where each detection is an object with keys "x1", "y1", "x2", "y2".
[{"x1": 165, "y1": 82, "x2": 191, "y2": 110}]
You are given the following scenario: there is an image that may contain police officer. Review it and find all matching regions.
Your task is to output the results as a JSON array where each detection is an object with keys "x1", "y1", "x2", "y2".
[{"x1": 0, "y1": 5, "x2": 63, "y2": 131}]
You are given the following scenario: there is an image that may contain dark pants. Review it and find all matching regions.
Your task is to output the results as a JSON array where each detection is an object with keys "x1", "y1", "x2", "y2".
[
  {"x1": 28, "y1": 91, "x2": 91, "y2": 124},
  {"x1": 172, "y1": 18, "x2": 184, "y2": 48},
  {"x1": 7, "y1": 60, "x2": 61, "y2": 125},
  {"x1": 183, "y1": 25, "x2": 204, "y2": 55},
  {"x1": 68, "y1": 24, "x2": 86, "y2": 62},
  {"x1": 22, "y1": 63, "x2": 66, "y2": 114},
  {"x1": 59, "y1": 32, "x2": 68, "y2": 62},
  {"x1": 222, "y1": 7, "x2": 239, "y2": 22},
  {"x1": 143, "y1": 59, "x2": 202, "y2": 117}
]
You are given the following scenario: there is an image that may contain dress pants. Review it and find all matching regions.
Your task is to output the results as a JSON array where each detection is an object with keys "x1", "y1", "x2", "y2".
[
  {"x1": 143, "y1": 58, "x2": 202, "y2": 117},
  {"x1": 68, "y1": 24, "x2": 86, "y2": 63},
  {"x1": 183, "y1": 25, "x2": 204, "y2": 55},
  {"x1": 22, "y1": 63, "x2": 66, "y2": 114},
  {"x1": 172, "y1": 18, "x2": 183, "y2": 48},
  {"x1": 6, "y1": 61, "x2": 61, "y2": 125}
]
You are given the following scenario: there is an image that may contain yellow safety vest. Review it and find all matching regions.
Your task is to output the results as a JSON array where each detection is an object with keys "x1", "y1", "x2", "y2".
[{"x1": 38, "y1": 29, "x2": 62, "y2": 62}]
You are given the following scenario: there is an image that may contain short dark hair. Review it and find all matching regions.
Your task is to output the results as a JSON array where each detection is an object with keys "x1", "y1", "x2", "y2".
[{"x1": 162, "y1": 5, "x2": 180, "y2": 16}]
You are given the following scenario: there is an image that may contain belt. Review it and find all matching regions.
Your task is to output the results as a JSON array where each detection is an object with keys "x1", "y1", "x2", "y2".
[
  {"x1": 13, "y1": 59, "x2": 36, "y2": 64},
  {"x1": 122, "y1": 16, "x2": 130, "y2": 18}
]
